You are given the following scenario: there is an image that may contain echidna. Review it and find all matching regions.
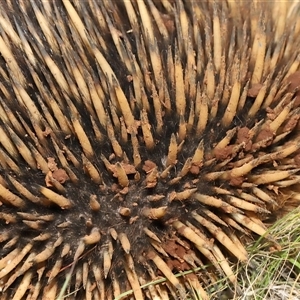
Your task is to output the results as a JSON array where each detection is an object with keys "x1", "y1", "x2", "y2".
[{"x1": 1, "y1": 0, "x2": 300, "y2": 299}]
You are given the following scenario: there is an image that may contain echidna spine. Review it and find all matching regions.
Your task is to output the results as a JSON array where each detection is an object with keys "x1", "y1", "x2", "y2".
[{"x1": 0, "y1": 1, "x2": 300, "y2": 300}]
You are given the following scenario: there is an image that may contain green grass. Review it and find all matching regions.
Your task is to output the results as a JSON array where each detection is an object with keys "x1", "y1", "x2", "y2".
[
  {"x1": 207, "y1": 206, "x2": 300, "y2": 300},
  {"x1": 236, "y1": 207, "x2": 300, "y2": 300}
]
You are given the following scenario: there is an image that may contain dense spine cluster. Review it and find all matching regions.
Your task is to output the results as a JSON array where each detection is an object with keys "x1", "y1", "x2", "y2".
[{"x1": 1, "y1": 1, "x2": 300, "y2": 299}]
